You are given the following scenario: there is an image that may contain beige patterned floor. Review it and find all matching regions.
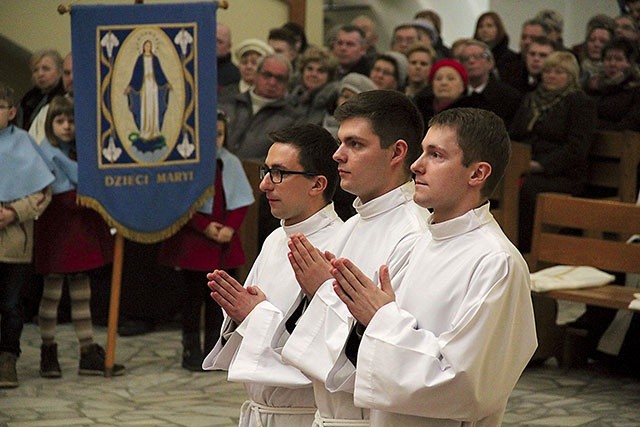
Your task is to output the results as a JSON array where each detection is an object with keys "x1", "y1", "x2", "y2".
[{"x1": 1, "y1": 322, "x2": 639, "y2": 426}]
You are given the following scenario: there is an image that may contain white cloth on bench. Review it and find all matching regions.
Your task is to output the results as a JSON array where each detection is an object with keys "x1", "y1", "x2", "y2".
[{"x1": 530, "y1": 265, "x2": 615, "y2": 292}]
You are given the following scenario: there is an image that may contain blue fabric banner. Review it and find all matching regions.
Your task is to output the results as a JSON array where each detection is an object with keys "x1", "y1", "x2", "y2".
[{"x1": 71, "y1": 2, "x2": 217, "y2": 243}]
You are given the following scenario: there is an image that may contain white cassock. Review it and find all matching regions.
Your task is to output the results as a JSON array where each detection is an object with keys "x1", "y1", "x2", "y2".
[
  {"x1": 350, "y1": 204, "x2": 537, "y2": 427},
  {"x1": 202, "y1": 203, "x2": 343, "y2": 427},
  {"x1": 281, "y1": 181, "x2": 430, "y2": 425}
]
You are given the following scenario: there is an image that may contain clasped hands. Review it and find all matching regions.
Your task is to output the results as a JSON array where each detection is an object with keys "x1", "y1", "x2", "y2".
[
  {"x1": 207, "y1": 270, "x2": 265, "y2": 324},
  {"x1": 287, "y1": 234, "x2": 395, "y2": 326},
  {"x1": 204, "y1": 221, "x2": 234, "y2": 243}
]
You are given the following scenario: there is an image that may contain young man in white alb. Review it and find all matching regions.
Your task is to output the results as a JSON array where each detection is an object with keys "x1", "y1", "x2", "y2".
[
  {"x1": 202, "y1": 124, "x2": 343, "y2": 426},
  {"x1": 282, "y1": 90, "x2": 430, "y2": 426},
  {"x1": 331, "y1": 108, "x2": 537, "y2": 426}
]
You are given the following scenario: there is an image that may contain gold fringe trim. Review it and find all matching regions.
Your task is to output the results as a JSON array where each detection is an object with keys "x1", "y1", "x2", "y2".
[{"x1": 76, "y1": 185, "x2": 215, "y2": 244}]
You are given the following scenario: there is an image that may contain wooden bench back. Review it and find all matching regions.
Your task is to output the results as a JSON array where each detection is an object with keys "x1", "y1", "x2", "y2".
[
  {"x1": 490, "y1": 141, "x2": 531, "y2": 246},
  {"x1": 529, "y1": 193, "x2": 640, "y2": 276},
  {"x1": 586, "y1": 130, "x2": 640, "y2": 203},
  {"x1": 529, "y1": 193, "x2": 640, "y2": 363}
]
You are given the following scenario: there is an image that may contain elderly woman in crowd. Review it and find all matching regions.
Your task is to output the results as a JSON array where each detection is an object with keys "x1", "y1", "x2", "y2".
[
  {"x1": 404, "y1": 42, "x2": 437, "y2": 98},
  {"x1": 369, "y1": 51, "x2": 408, "y2": 92},
  {"x1": 15, "y1": 49, "x2": 66, "y2": 131},
  {"x1": 473, "y1": 11, "x2": 518, "y2": 79},
  {"x1": 413, "y1": 58, "x2": 469, "y2": 127},
  {"x1": 585, "y1": 38, "x2": 640, "y2": 131},
  {"x1": 219, "y1": 38, "x2": 273, "y2": 102},
  {"x1": 288, "y1": 47, "x2": 338, "y2": 125},
  {"x1": 510, "y1": 51, "x2": 597, "y2": 252},
  {"x1": 321, "y1": 72, "x2": 376, "y2": 138}
]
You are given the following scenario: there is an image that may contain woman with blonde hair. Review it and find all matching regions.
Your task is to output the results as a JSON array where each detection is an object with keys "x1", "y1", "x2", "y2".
[{"x1": 510, "y1": 51, "x2": 597, "y2": 252}]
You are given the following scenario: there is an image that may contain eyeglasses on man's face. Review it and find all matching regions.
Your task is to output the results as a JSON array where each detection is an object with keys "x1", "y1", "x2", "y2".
[
  {"x1": 259, "y1": 165, "x2": 318, "y2": 184},
  {"x1": 258, "y1": 70, "x2": 289, "y2": 84},
  {"x1": 457, "y1": 52, "x2": 490, "y2": 62}
]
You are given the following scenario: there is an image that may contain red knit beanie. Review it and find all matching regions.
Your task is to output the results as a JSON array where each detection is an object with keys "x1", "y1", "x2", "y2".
[{"x1": 428, "y1": 59, "x2": 468, "y2": 86}]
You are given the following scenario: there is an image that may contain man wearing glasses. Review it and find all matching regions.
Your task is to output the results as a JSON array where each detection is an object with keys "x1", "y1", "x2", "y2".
[
  {"x1": 220, "y1": 53, "x2": 302, "y2": 161},
  {"x1": 282, "y1": 90, "x2": 429, "y2": 426},
  {"x1": 203, "y1": 124, "x2": 343, "y2": 426},
  {"x1": 455, "y1": 40, "x2": 522, "y2": 128}
]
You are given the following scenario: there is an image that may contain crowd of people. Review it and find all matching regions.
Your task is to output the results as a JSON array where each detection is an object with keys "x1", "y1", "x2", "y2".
[{"x1": 1, "y1": 2, "x2": 640, "y2": 425}]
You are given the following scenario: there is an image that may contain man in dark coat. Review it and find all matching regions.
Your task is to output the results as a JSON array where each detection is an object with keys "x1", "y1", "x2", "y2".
[{"x1": 455, "y1": 40, "x2": 523, "y2": 127}]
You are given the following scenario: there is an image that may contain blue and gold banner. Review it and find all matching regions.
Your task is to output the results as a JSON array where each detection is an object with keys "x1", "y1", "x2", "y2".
[{"x1": 71, "y1": 2, "x2": 217, "y2": 243}]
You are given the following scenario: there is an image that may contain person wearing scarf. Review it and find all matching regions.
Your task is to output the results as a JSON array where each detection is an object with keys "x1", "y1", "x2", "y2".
[
  {"x1": 585, "y1": 38, "x2": 640, "y2": 131},
  {"x1": 510, "y1": 51, "x2": 597, "y2": 253}
]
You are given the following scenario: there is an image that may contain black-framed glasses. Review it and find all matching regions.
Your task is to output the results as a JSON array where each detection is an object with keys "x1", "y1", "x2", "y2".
[{"x1": 259, "y1": 165, "x2": 318, "y2": 184}]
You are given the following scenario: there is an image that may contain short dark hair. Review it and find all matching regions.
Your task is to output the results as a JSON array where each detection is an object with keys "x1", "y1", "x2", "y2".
[
  {"x1": 268, "y1": 27, "x2": 297, "y2": 50},
  {"x1": 429, "y1": 108, "x2": 510, "y2": 199},
  {"x1": 334, "y1": 90, "x2": 424, "y2": 174},
  {"x1": 603, "y1": 37, "x2": 638, "y2": 63},
  {"x1": 0, "y1": 82, "x2": 15, "y2": 106},
  {"x1": 529, "y1": 35, "x2": 557, "y2": 50},
  {"x1": 338, "y1": 24, "x2": 366, "y2": 44},
  {"x1": 268, "y1": 124, "x2": 339, "y2": 203},
  {"x1": 282, "y1": 22, "x2": 308, "y2": 53},
  {"x1": 45, "y1": 96, "x2": 74, "y2": 147}
]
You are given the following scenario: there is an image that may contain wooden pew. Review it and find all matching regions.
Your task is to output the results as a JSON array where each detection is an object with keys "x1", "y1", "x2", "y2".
[
  {"x1": 528, "y1": 193, "x2": 640, "y2": 366},
  {"x1": 490, "y1": 141, "x2": 531, "y2": 246},
  {"x1": 236, "y1": 159, "x2": 263, "y2": 282},
  {"x1": 585, "y1": 130, "x2": 640, "y2": 203}
]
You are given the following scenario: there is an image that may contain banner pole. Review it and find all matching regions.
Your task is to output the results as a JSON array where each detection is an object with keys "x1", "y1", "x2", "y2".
[{"x1": 104, "y1": 232, "x2": 125, "y2": 377}]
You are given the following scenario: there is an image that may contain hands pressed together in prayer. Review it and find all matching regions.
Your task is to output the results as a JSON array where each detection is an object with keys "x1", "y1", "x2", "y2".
[
  {"x1": 207, "y1": 269, "x2": 266, "y2": 324},
  {"x1": 287, "y1": 233, "x2": 394, "y2": 326},
  {"x1": 287, "y1": 234, "x2": 335, "y2": 298},
  {"x1": 332, "y1": 260, "x2": 395, "y2": 326}
]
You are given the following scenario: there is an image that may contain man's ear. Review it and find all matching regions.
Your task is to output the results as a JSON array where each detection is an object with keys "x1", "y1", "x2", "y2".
[
  {"x1": 469, "y1": 161, "x2": 492, "y2": 188},
  {"x1": 310, "y1": 175, "x2": 328, "y2": 195},
  {"x1": 390, "y1": 139, "x2": 408, "y2": 166}
]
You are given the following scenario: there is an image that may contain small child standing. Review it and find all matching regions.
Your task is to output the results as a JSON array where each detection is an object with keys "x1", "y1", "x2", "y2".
[
  {"x1": 0, "y1": 82, "x2": 54, "y2": 388},
  {"x1": 159, "y1": 110, "x2": 255, "y2": 371},
  {"x1": 34, "y1": 96, "x2": 125, "y2": 377}
]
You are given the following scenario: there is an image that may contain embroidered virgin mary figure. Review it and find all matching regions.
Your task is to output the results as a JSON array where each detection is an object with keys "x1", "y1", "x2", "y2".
[{"x1": 125, "y1": 39, "x2": 171, "y2": 152}]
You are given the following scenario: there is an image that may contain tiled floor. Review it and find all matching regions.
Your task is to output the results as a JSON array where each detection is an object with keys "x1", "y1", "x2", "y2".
[{"x1": 1, "y1": 322, "x2": 639, "y2": 426}]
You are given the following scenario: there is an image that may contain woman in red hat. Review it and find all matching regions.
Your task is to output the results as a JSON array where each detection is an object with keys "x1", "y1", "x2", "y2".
[{"x1": 413, "y1": 58, "x2": 469, "y2": 128}]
